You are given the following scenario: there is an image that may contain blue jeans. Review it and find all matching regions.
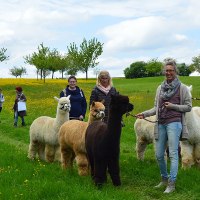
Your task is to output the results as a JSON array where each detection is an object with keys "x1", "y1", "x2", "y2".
[
  {"x1": 14, "y1": 111, "x2": 25, "y2": 124},
  {"x1": 156, "y1": 122, "x2": 182, "y2": 182}
]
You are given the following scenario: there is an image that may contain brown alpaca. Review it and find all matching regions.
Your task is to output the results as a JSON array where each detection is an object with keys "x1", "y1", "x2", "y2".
[{"x1": 59, "y1": 101, "x2": 105, "y2": 176}]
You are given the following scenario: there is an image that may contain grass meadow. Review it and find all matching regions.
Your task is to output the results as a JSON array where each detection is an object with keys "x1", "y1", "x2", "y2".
[{"x1": 0, "y1": 76, "x2": 200, "y2": 200}]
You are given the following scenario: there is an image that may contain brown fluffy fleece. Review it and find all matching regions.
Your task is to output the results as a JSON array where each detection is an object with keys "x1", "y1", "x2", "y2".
[{"x1": 58, "y1": 101, "x2": 105, "y2": 176}]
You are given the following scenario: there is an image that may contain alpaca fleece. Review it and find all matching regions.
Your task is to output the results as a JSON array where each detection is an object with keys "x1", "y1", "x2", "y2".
[
  {"x1": 85, "y1": 94, "x2": 133, "y2": 187},
  {"x1": 180, "y1": 106, "x2": 200, "y2": 169},
  {"x1": 28, "y1": 96, "x2": 70, "y2": 162},
  {"x1": 59, "y1": 101, "x2": 105, "y2": 176}
]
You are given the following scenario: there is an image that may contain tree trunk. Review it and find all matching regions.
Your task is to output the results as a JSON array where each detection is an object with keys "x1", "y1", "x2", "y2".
[{"x1": 85, "y1": 70, "x2": 88, "y2": 80}]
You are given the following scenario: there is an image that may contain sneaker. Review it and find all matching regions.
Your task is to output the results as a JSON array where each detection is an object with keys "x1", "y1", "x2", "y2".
[
  {"x1": 22, "y1": 122, "x2": 26, "y2": 126},
  {"x1": 164, "y1": 181, "x2": 175, "y2": 193},
  {"x1": 155, "y1": 178, "x2": 168, "y2": 188},
  {"x1": 14, "y1": 123, "x2": 17, "y2": 127}
]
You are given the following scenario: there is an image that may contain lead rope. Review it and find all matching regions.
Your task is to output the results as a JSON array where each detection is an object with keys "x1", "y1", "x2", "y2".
[{"x1": 126, "y1": 112, "x2": 158, "y2": 123}]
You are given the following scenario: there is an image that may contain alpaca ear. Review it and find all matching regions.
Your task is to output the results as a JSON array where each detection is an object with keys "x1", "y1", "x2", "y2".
[
  {"x1": 67, "y1": 95, "x2": 71, "y2": 100},
  {"x1": 188, "y1": 85, "x2": 192, "y2": 92},
  {"x1": 54, "y1": 96, "x2": 59, "y2": 102}
]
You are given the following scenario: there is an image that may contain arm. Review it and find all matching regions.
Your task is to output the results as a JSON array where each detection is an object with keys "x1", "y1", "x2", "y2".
[
  {"x1": 60, "y1": 90, "x2": 64, "y2": 98},
  {"x1": 164, "y1": 85, "x2": 192, "y2": 112},
  {"x1": 81, "y1": 90, "x2": 87, "y2": 118},
  {"x1": 0, "y1": 95, "x2": 5, "y2": 102}
]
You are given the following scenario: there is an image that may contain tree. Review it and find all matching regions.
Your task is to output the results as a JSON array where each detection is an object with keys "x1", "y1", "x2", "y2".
[
  {"x1": 10, "y1": 66, "x2": 27, "y2": 78},
  {"x1": 0, "y1": 48, "x2": 9, "y2": 62},
  {"x1": 24, "y1": 43, "x2": 50, "y2": 82},
  {"x1": 79, "y1": 38, "x2": 103, "y2": 80},
  {"x1": 177, "y1": 63, "x2": 191, "y2": 76},
  {"x1": 67, "y1": 38, "x2": 103, "y2": 80},
  {"x1": 145, "y1": 59, "x2": 162, "y2": 77},
  {"x1": 192, "y1": 55, "x2": 200, "y2": 73},
  {"x1": 124, "y1": 61, "x2": 147, "y2": 78}
]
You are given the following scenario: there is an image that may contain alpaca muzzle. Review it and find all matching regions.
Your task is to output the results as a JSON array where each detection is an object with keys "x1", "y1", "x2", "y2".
[
  {"x1": 95, "y1": 110, "x2": 105, "y2": 119},
  {"x1": 61, "y1": 103, "x2": 71, "y2": 111}
]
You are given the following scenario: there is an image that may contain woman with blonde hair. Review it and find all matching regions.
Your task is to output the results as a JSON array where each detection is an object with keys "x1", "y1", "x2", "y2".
[{"x1": 89, "y1": 70, "x2": 118, "y2": 123}]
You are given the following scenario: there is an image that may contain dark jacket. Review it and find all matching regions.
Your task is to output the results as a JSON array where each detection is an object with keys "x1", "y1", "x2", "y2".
[
  {"x1": 60, "y1": 86, "x2": 87, "y2": 119},
  {"x1": 89, "y1": 86, "x2": 118, "y2": 122},
  {"x1": 13, "y1": 92, "x2": 27, "y2": 117}
]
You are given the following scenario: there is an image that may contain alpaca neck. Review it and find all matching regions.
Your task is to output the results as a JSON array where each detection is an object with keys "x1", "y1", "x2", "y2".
[
  {"x1": 107, "y1": 111, "x2": 122, "y2": 140},
  {"x1": 88, "y1": 114, "x2": 99, "y2": 125},
  {"x1": 185, "y1": 109, "x2": 200, "y2": 129},
  {"x1": 87, "y1": 114, "x2": 96, "y2": 125},
  {"x1": 55, "y1": 109, "x2": 70, "y2": 128}
]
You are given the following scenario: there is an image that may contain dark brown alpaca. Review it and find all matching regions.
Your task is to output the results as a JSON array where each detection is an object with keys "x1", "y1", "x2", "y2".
[{"x1": 85, "y1": 94, "x2": 134, "y2": 187}]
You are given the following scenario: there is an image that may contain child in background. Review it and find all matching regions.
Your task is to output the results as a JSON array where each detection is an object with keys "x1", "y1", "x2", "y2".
[{"x1": 13, "y1": 86, "x2": 27, "y2": 127}]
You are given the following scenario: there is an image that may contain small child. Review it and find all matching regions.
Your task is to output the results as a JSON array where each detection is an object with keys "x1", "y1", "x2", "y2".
[
  {"x1": 13, "y1": 86, "x2": 27, "y2": 127},
  {"x1": 0, "y1": 88, "x2": 5, "y2": 122}
]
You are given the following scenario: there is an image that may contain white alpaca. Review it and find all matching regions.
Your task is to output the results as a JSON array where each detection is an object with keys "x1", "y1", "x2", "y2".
[
  {"x1": 28, "y1": 96, "x2": 71, "y2": 162},
  {"x1": 180, "y1": 106, "x2": 200, "y2": 169},
  {"x1": 134, "y1": 116, "x2": 155, "y2": 160}
]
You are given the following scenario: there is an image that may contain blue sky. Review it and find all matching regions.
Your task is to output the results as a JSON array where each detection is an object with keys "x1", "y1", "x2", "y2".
[{"x1": 1, "y1": 0, "x2": 200, "y2": 78}]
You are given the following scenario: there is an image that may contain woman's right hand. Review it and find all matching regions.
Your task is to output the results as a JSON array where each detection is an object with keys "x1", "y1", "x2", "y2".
[{"x1": 135, "y1": 113, "x2": 144, "y2": 119}]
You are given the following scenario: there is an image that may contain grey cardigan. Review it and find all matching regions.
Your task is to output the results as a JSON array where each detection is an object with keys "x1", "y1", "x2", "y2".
[{"x1": 142, "y1": 83, "x2": 192, "y2": 141}]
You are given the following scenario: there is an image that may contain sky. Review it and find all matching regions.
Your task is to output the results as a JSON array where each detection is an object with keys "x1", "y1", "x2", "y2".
[{"x1": 1, "y1": 0, "x2": 200, "y2": 78}]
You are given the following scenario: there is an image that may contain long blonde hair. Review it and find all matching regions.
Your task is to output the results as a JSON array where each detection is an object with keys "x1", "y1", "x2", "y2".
[{"x1": 96, "y1": 71, "x2": 113, "y2": 87}]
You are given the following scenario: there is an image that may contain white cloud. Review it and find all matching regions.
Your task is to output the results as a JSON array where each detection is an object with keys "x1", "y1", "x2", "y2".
[{"x1": 1, "y1": 0, "x2": 200, "y2": 78}]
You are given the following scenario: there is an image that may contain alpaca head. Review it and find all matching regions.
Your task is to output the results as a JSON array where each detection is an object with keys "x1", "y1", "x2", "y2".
[
  {"x1": 90, "y1": 101, "x2": 105, "y2": 120},
  {"x1": 110, "y1": 94, "x2": 133, "y2": 115},
  {"x1": 54, "y1": 96, "x2": 71, "y2": 113}
]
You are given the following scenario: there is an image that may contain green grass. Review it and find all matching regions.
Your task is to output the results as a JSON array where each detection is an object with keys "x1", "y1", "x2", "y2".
[{"x1": 0, "y1": 76, "x2": 200, "y2": 200}]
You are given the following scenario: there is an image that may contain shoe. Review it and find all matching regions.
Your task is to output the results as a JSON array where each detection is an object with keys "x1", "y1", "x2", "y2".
[
  {"x1": 164, "y1": 181, "x2": 175, "y2": 193},
  {"x1": 155, "y1": 178, "x2": 168, "y2": 188},
  {"x1": 14, "y1": 123, "x2": 17, "y2": 127},
  {"x1": 22, "y1": 122, "x2": 26, "y2": 126}
]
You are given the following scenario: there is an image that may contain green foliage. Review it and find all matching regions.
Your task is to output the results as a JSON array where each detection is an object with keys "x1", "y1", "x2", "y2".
[
  {"x1": 177, "y1": 63, "x2": 192, "y2": 76},
  {"x1": 124, "y1": 61, "x2": 147, "y2": 78},
  {"x1": 10, "y1": 66, "x2": 27, "y2": 78},
  {"x1": 192, "y1": 55, "x2": 200, "y2": 73},
  {"x1": 145, "y1": 59, "x2": 162, "y2": 77},
  {"x1": 0, "y1": 47, "x2": 9, "y2": 62},
  {"x1": 67, "y1": 38, "x2": 103, "y2": 79},
  {"x1": 0, "y1": 77, "x2": 200, "y2": 199}
]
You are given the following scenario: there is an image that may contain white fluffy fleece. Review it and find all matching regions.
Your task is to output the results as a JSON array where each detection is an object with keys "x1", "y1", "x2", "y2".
[{"x1": 28, "y1": 96, "x2": 71, "y2": 162}]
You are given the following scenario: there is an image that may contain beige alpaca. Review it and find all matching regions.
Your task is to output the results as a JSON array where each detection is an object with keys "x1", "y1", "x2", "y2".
[
  {"x1": 59, "y1": 101, "x2": 105, "y2": 176},
  {"x1": 28, "y1": 96, "x2": 70, "y2": 162},
  {"x1": 134, "y1": 116, "x2": 156, "y2": 160}
]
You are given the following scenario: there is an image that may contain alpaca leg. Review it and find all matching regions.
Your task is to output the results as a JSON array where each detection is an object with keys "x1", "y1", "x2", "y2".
[
  {"x1": 93, "y1": 159, "x2": 107, "y2": 187},
  {"x1": 38, "y1": 143, "x2": 45, "y2": 161},
  {"x1": 87, "y1": 153, "x2": 94, "y2": 179},
  {"x1": 194, "y1": 143, "x2": 200, "y2": 168},
  {"x1": 28, "y1": 140, "x2": 38, "y2": 160},
  {"x1": 54, "y1": 146, "x2": 61, "y2": 162},
  {"x1": 108, "y1": 158, "x2": 121, "y2": 186},
  {"x1": 180, "y1": 141, "x2": 194, "y2": 169},
  {"x1": 45, "y1": 144, "x2": 56, "y2": 162},
  {"x1": 75, "y1": 153, "x2": 89, "y2": 176},
  {"x1": 136, "y1": 139, "x2": 148, "y2": 160},
  {"x1": 60, "y1": 146, "x2": 74, "y2": 169}
]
